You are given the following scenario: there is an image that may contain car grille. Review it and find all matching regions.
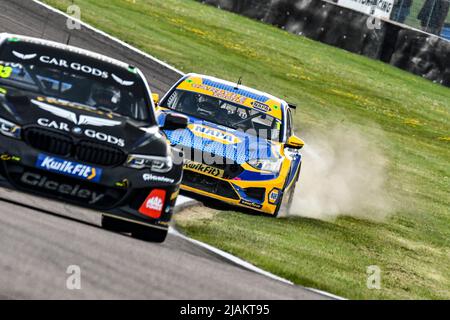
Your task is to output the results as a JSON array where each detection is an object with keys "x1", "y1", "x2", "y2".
[
  {"x1": 182, "y1": 170, "x2": 240, "y2": 200},
  {"x1": 24, "y1": 127, "x2": 72, "y2": 156},
  {"x1": 23, "y1": 127, "x2": 126, "y2": 167},
  {"x1": 76, "y1": 141, "x2": 125, "y2": 167}
]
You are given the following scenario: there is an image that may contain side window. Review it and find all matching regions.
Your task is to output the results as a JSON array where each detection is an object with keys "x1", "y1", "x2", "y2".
[
  {"x1": 286, "y1": 108, "x2": 294, "y2": 138},
  {"x1": 166, "y1": 90, "x2": 179, "y2": 109}
]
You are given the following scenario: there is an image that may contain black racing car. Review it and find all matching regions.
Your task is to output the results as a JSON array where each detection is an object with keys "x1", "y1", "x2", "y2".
[{"x1": 0, "y1": 34, "x2": 187, "y2": 242}]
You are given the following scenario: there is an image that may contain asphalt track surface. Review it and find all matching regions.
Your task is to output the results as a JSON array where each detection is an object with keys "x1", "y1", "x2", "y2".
[{"x1": 0, "y1": 0, "x2": 327, "y2": 299}]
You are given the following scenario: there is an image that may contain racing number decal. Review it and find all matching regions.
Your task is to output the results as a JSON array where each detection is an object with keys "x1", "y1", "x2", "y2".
[{"x1": 0, "y1": 65, "x2": 13, "y2": 79}]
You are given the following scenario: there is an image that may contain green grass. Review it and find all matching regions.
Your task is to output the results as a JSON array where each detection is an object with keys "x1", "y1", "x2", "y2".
[{"x1": 43, "y1": 0, "x2": 450, "y2": 299}]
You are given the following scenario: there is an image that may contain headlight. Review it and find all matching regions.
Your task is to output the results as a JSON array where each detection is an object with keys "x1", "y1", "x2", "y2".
[
  {"x1": 126, "y1": 154, "x2": 173, "y2": 173},
  {"x1": 0, "y1": 117, "x2": 21, "y2": 139},
  {"x1": 247, "y1": 158, "x2": 283, "y2": 173}
]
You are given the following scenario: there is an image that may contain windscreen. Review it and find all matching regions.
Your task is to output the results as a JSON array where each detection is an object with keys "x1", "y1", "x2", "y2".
[
  {"x1": 0, "y1": 40, "x2": 153, "y2": 122},
  {"x1": 162, "y1": 89, "x2": 282, "y2": 142}
]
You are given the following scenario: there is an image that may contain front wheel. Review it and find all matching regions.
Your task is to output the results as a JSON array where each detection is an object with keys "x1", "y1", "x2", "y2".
[
  {"x1": 274, "y1": 165, "x2": 301, "y2": 217},
  {"x1": 273, "y1": 184, "x2": 296, "y2": 218}
]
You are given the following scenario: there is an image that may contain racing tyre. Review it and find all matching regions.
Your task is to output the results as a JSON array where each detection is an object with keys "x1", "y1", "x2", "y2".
[
  {"x1": 274, "y1": 184, "x2": 295, "y2": 218},
  {"x1": 131, "y1": 225, "x2": 168, "y2": 243},
  {"x1": 101, "y1": 215, "x2": 129, "y2": 233},
  {"x1": 274, "y1": 166, "x2": 301, "y2": 218}
]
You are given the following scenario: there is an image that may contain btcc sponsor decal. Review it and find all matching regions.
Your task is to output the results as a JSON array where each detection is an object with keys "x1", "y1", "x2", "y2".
[
  {"x1": 12, "y1": 51, "x2": 37, "y2": 60},
  {"x1": 183, "y1": 160, "x2": 224, "y2": 178},
  {"x1": 37, "y1": 117, "x2": 125, "y2": 147},
  {"x1": 36, "y1": 154, "x2": 102, "y2": 182},
  {"x1": 191, "y1": 83, "x2": 248, "y2": 105},
  {"x1": 188, "y1": 124, "x2": 240, "y2": 145},
  {"x1": 252, "y1": 101, "x2": 271, "y2": 113},
  {"x1": 0, "y1": 64, "x2": 13, "y2": 79},
  {"x1": 34, "y1": 99, "x2": 121, "y2": 127},
  {"x1": 143, "y1": 173, "x2": 175, "y2": 184},
  {"x1": 8, "y1": 37, "x2": 126, "y2": 70},
  {"x1": 36, "y1": 96, "x2": 114, "y2": 118},
  {"x1": 139, "y1": 189, "x2": 166, "y2": 219},
  {"x1": 0, "y1": 154, "x2": 20, "y2": 162},
  {"x1": 268, "y1": 188, "x2": 280, "y2": 204},
  {"x1": 239, "y1": 199, "x2": 263, "y2": 209},
  {"x1": 20, "y1": 172, "x2": 104, "y2": 204},
  {"x1": 112, "y1": 73, "x2": 135, "y2": 87},
  {"x1": 115, "y1": 179, "x2": 129, "y2": 188},
  {"x1": 201, "y1": 79, "x2": 270, "y2": 103},
  {"x1": 39, "y1": 55, "x2": 109, "y2": 79}
]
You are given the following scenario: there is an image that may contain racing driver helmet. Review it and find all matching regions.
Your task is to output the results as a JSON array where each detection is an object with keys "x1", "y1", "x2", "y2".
[
  {"x1": 89, "y1": 83, "x2": 121, "y2": 111},
  {"x1": 196, "y1": 95, "x2": 219, "y2": 118}
]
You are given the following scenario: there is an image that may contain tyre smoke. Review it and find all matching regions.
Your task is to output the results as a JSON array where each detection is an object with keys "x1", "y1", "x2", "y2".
[{"x1": 290, "y1": 126, "x2": 393, "y2": 221}]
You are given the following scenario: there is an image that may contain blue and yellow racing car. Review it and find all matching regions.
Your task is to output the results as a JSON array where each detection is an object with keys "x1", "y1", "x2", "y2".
[{"x1": 156, "y1": 74, "x2": 304, "y2": 216}]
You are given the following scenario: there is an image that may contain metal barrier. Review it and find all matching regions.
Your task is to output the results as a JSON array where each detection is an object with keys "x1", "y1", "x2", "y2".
[{"x1": 198, "y1": 0, "x2": 450, "y2": 87}]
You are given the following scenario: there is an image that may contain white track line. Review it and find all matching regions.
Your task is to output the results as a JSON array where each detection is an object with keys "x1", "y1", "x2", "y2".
[
  {"x1": 168, "y1": 227, "x2": 293, "y2": 285},
  {"x1": 34, "y1": 0, "x2": 345, "y2": 300},
  {"x1": 304, "y1": 287, "x2": 346, "y2": 300}
]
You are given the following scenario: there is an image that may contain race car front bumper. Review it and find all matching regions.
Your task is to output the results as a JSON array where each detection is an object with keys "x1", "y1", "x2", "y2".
[
  {"x1": 0, "y1": 135, "x2": 182, "y2": 230},
  {"x1": 180, "y1": 162, "x2": 291, "y2": 215}
]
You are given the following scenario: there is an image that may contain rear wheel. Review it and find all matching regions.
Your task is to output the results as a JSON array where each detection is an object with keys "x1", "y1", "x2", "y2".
[{"x1": 131, "y1": 224, "x2": 168, "y2": 243}]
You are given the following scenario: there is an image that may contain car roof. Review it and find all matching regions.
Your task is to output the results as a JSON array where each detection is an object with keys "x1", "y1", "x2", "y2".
[
  {"x1": 0, "y1": 33, "x2": 135, "y2": 71},
  {"x1": 0, "y1": 33, "x2": 158, "y2": 123},
  {"x1": 177, "y1": 73, "x2": 288, "y2": 121}
]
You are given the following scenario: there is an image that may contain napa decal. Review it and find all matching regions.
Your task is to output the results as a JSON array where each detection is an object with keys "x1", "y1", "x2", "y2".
[
  {"x1": 36, "y1": 154, "x2": 102, "y2": 182},
  {"x1": 188, "y1": 124, "x2": 241, "y2": 145},
  {"x1": 268, "y1": 188, "x2": 281, "y2": 204}
]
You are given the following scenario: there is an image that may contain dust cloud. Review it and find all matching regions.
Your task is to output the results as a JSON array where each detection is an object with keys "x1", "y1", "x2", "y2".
[{"x1": 290, "y1": 126, "x2": 393, "y2": 221}]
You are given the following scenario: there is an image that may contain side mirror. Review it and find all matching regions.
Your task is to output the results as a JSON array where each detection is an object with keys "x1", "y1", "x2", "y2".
[
  {"x1": 285, "y1": 135, "x2": 304, "y2": 150},
  {"x1": 152, "y1": 93, "x2": 160, "y2": 106},
  {"x1": 161, "y1": 113, "x2": 188, "y2": 131}
]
